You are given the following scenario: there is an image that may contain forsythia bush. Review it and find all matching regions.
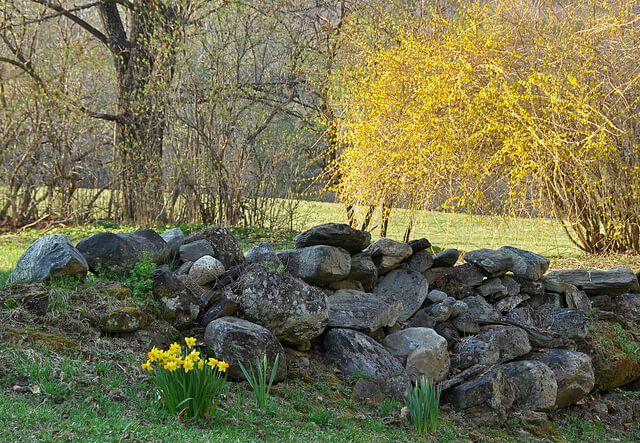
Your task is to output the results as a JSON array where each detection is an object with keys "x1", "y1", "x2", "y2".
[{"x1": 142, "y1": 337, "x2": 228, "y2": 421}]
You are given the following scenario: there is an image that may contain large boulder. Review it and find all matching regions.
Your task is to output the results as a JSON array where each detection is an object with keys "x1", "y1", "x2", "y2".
[
  {"x1": 382, "y1": 328, "x2": 450, "y2": 382},
  {"x1": 324, "y1": 328, "x2": 408, "y2": 400},
  {"x1": 464, "y1": 248, "x2": 513, "y2": 278},
  {"x1": 9, "y1": 234, "x2": 88, "y2": 284},
  {"x1": 442, "y1": 367, "x2": 516, "y2": 425},
  {"x1": 527, "y1": 349, "x2": 595, "y2": 407},
  {"x1": 327, "y1": 290, "x2": 402, "y2": 332},
  {"x1": 544, "y1": 268, "x2": 639, "y2": 296},
  {"x1": 235, "y1": 263, "x2": 328, "y2": 345},
  {"x1": 373, "y1": 269, "x2": 429, "y2": 321},
  {"x1": 152, "y1": 268, "x2": 200, "y2": 330},
  {"x1": 183, "y1": 226, "x2": 244, "y2": 269},
  {"x1": 348, "y1": 252, "x2": 378, "y2": 292},
  {"x1": 501, "y1": 361, "x2": 557, "y2": 411},
  {"x1": 76, "y1": 229, "x2": 169, "y2": 272},
  {"x1": 363, "y1": 238, "x2": 413, "y2": 274},
  {"x1": 204, "y1": 317, "x2": 287, "y2": 382},
  {"x1": 277, "y1": 245, "x2": 351, "y2": 286},
  {"x1": 293, "y1": 223, "x2": 371, "y2": 253},
  {"x1": 498, "y1": 246, "x2": 550, "y2": 281}
]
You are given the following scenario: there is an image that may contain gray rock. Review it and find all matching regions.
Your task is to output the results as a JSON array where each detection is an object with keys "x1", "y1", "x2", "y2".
[
  {"x1": 501, "y1": 360, "x2": 557, "y2": 411},
  {"x1": 464, "y1": 248, "x2": 513, "y2": 278},
  {"x1": 161, "y1": 228, "x2": 184, "y2": 259},
  {"x1": 188, "y1": 255, "x2": 225, "y2": 285},
  {"x1": 434, "y1": 322, "x2": 460, "y2": 349},
  {"x1": 364, "y1": 238, "x2": 413, "y2": 274},
  {"x1": 544, "y1": 268, "x2": 639, "y2": 296},
  {"x1": 383, "y1": 327, "x2": 450, "y2": 382},
  {"x1": 99, "y1": 306, "x2": 147, "y2": 333},
  {"x1": 442, "y1": 367, "x2": 516, "y2": 425},
  {"x1": 425, "y1": 296, "x2": 458, "y2": 322},
  {"x1": 451, "y1": 300, "x2": 469, "y2": 317},
  {"x1": 501, "y1": 276, "x2": 521, "y2": 298},
  {"x1": 427, "y1": 289, "x2": 448, "y2": 303},
  {"x1": 514, "y1": 277, "x2": 545, "y2": 297},
  {"x1": 407, "y1": 250, "x2": 434, "y2": 273},
  {"x1": 451, "y1": 337, "x2": 500, "y2": 370},
  {"x1": 200, "y1": 297, "x2": 238, "y2": 327},
  {"x1": 423, "y1": 265, "x2": 481, "y2": 299},
  {"x1": 476, "y1": 325, "x2": 531, "y2": 363},
  {"x1": 204, "y1": 317, "x2": 287, "y2": 382},
  {"x1": 407, "y1": 238, "x2": 431, "y2": 253},
  {"x1": 373, "y1": 269, "x2": 429, "y2": 321},
  {"x1": 527, "y1": 349, "x2": 595, "y2": 407},
  {"x1": 495, "y1": 293, "x2": 530, "y2": 314},
  {"x1": 9, "y1": 234, "x2": 88, "y2": 284},
  {"x1": 432, "y1": 249, "x2": 459, "y2": 268},
  {"x1": 175, "y1": 260, "x2": 193, "y2": 275},
  {"x1": 294, "y1": 223, "x2": 371, "y2": 253},
  {"x1": 236, "y1": 263, "x2": 328, "y2": 345},
  {"x1": 277, "y1": 245, "x2": 351, "y2": 286},
  {"x1": 498, "y1": 246, "x2": 550, "y2": 281},
  {"x1": 183, "y1": 226, "x2": 244, "y2": 269},
  {"x1": 539, "y1": 308, "x2": 588, "y2": 339},
  {"x1": 328, "y1": 289, "x2": 402, "y2": 332},
  {"x1": 565, "y1": 284, "x2": 592, "y2": 312},
  {"x1": 245, "y1": 242, "x2": 282, "y2": 268},
  {"x1": 179, "y1": 239, "x2": 214, "y2": 263},
  {"x1": 152, "y1": 268, "x2": 200, "y2": 330},
  {"x1": 324, "y1": 328, "x2": 408, "y2": 400},
  {"x1": 610, "y1": 293, "x2": 640, "y2": 328},
  {"x1": 452, "y1": 313, "x2": 480, "y2": 335},
  {"x1": 76, "y1": 229, "x2": 169, "y2": 272},
  {"x1": 476, "y1": 278, "x2": 508, "y2": 298},
  {"x1": 348, "y1": 252, "x2": 378, "y2": 292},
  {"x1": 463, "y1": 295, "x2": 500, "y2": 322},
  {"x1": 406, "y1": 309, "x2": 437, "y2": 329}
]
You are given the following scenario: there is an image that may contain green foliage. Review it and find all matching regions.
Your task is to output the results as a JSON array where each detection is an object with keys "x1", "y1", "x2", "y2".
[
  {"x1": 48, "y1": 275, "x2": 84, "y2": 290},
  {"x1": 404, "y1": 376, "x2": 442, "y2": 434},
  {"x1": 613, "y1": 324, "x2": 640, "y2": 361},
  {"x1": 127, "y1": 252, "x2": 156, "y2": 303},
  {"x1": 238, "y1": 353, "x2": 280, "y2": 409}
]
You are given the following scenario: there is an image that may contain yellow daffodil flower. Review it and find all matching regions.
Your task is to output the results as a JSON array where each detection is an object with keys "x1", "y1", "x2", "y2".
[
  {"x1": 207, "y1": 358, "x2": 219, "y2": 369},
  {"x1": 198, "y1": 360, "x2": 204, "y2": 370},
  {"x1": 168, "y1": 342, "x2": 181, "y2": 355},
  {"x1": 164, "y1": 360, "x2": 178, "y2": 372},
  {"x1": 183, "y1": 359, "x2": 195, "y2": 373},
  {"x1": 141, "y1": 360, "x2": 153, "y2": 371},
  {"x1": 187, "y1": 350, "x2": 200, "y2": 361},
  {"x1": 185, "y1": 337, "x2": 197, "y2": 349},
  {"x1": 216, "y1": 360, "x2": 229, "y2": 372}
]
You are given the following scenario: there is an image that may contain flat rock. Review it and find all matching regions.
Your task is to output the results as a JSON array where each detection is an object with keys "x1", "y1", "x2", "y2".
[
  {"x1": 373, "y1": 269, "x2": 428, "y2": 321},
  {"x1": 236, "y1": 263, "x2": 328, "y2": 345},
  {"x1": 498, "y1": 246, "x2": 549, "y2": 281},
  {"x1": 183, "y1": 226, "x2": 244, "y2": 269},
  {"x1": 501, "y1": 360, "x2": 557, "y2": 411},
  {"x1": 294, "y1": 223, "x2": 371, "y2": 253},
  {"x1": 328, "y1": 289, "x2": 402, "y2": 332},
  {"x1": 204, "y1": 317, "x2": 287, "y2": 382},
  {"x1": 324, "y1": 328, "x2": 408, "y2": 400},
  {"x1": 179, "y1": 239, "x2": 214, "y2": 263},
  {"x1": 200, "y1": 297, "x2": 238, "y2": 327},
  {"x1": 277, "y1": 245, "x2": 351, "y2": 286},
  {"x1": 77, "y1": 229, "x2": 170, "y2": 273},
  {"x1": 432, "y1": 249, "x2": 459, "y2": 268},
  {"x1": 544, "y1": 268, "x2": 639, "y2": 296},
  {"x1": 527, "y1": 349, "x2": 595, "y2": 407},
  {"x1": 495, "y1": 293, "x2": 530, "y2": 314},
  {"x1": 464, "y1": 248, "x2": 513, "y2": 278},
  {"x1": 9, "y1": 234, "x2": 88, "y2": 284}
]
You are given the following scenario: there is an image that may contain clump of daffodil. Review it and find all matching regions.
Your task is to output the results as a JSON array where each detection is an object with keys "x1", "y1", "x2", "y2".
[{"x1": 141, "y1": 337, "x2": 228, "y2": 421}]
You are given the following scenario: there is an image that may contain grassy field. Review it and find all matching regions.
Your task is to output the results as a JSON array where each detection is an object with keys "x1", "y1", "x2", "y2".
[{"x1": 2, "y1": 199, "x2": 639, "y2": 272}]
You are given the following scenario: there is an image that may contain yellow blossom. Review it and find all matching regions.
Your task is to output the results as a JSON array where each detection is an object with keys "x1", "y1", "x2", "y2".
[
  {"x1": 183, "y1": 359, "x2": 195, "y2": 373},
  {"x1": 187, "y1": 350, "x2": 200, "y2": 361},
  {"x1": 216, "y1": 360, "x2": 229, "y2": 372},
  {"x1": 168, "y1": 342, "x2": 181, "y2": 355},
  {"x1": 147, "y1": 346, "x2": 162, "y2": 362},
  {"x1": 185, "y1": 337, "x2": 197, "y2": 349},
  {"x1": 207, "y1": 358, "x2": 219, "y2": 369},
  {"x1": 198, "y1": 360, "x2": 204, "y2": 370},
  {"x1": 141, "y1": 360, "x2": 153, "y2": 371},
  {"x1": 164, "y1": 360, "x2": 178, "y2": 371}
]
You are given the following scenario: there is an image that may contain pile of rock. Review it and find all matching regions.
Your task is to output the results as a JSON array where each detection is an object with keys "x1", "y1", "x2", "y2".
[{"x1": 9, "y1": 223, "x2": 640, "y2": 424}]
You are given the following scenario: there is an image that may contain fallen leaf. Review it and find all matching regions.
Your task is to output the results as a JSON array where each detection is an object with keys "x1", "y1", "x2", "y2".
[{"x1": 29, "y1": 385, "x2": 41, "y2": 394}]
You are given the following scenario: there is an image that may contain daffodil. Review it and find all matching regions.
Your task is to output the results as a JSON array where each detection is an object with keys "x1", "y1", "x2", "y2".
[
  {"x1": 216, "y1": 360, "x2": 229, "y2": 372},
  {"x1": 183, "y1": 359, "x2": 195, "y2": 373},
  {"x1": 198, "y1": 360, "x2": 205, "y2": 370},
  {"x1": 141, "y1": 360, "x2": 153, "y2": 371},
  {"x1": 187, "y1": 350, "x2": 200, "y2": 361},
  {"x1": 164, "y1": 360, "x2": 178, "y2": 371},
  {"x1": 168, "y1": 342, "x2": 181, "y2": 356},
  {"x1": 207, "y1": 358, "x2": 219, "y2": 369},
  {"x1": 185, "y1": 337, "x2": 197, "y2": 349}
]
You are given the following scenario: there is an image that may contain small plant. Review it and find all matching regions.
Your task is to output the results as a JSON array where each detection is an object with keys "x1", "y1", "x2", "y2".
[
  {"x1": 141, "y1": 337, "x2": 228, "y2": 421},
  {"x1": 613, "y1": 324, "x2": 640, "y2": 361},
  {"x1": 404, "y1": 376, "x2": 441, "y2": 434},
  {"x1": 238, "y1": 353, "x2": 280, "y2": 409},
  {"x1": 127, "y1": 252, "x2": 156, "y2": 303}
]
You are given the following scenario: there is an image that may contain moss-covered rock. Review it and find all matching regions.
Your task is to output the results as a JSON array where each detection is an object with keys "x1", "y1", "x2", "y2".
[
  {"x1": 6, "y1": 327, "x2": 79, "y2": 351},
  {"x1": 99, "y1": 306, "x2": 148, "y2": 333}
]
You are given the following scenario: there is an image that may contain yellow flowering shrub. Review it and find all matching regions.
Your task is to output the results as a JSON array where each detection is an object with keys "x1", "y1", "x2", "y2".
[{"x1": 141, "y1": 337, "x2": 228, "y2": 421}]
